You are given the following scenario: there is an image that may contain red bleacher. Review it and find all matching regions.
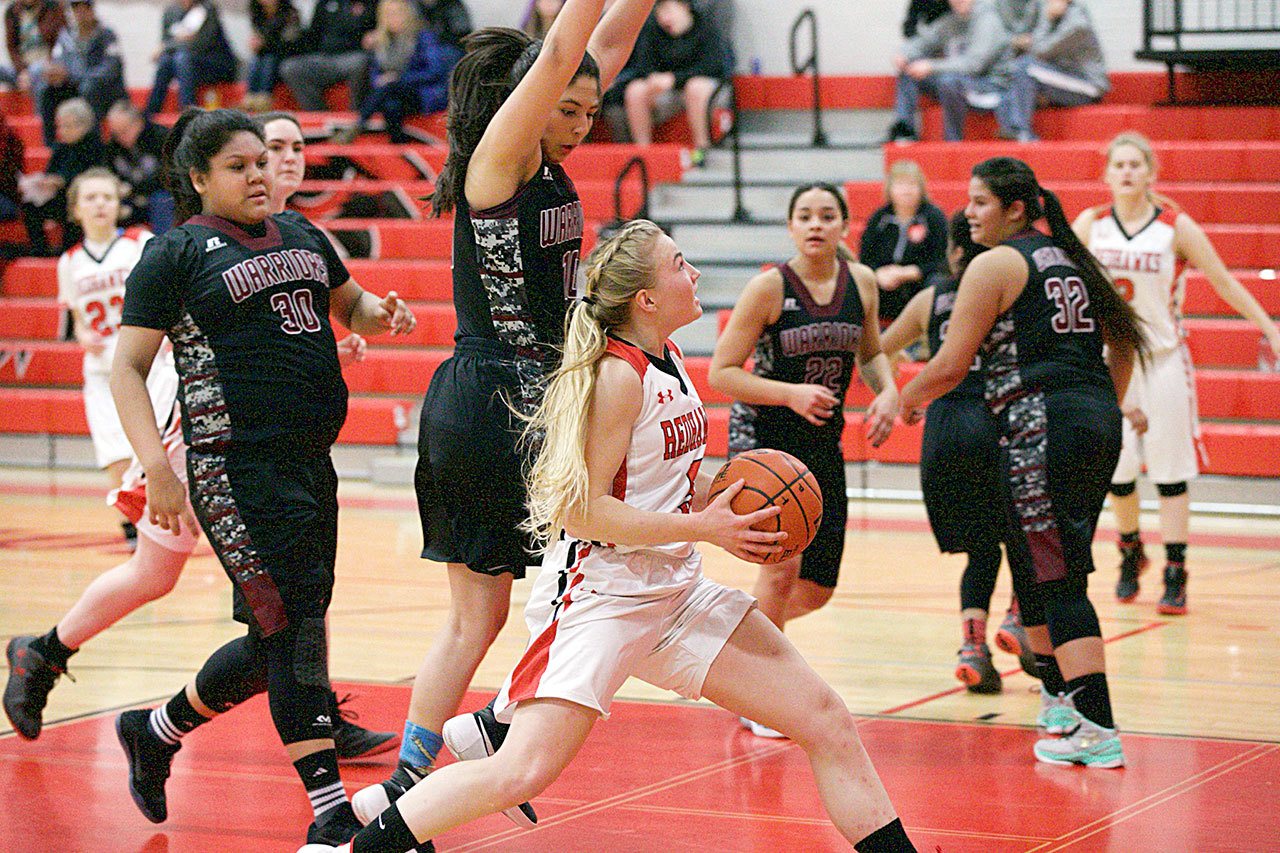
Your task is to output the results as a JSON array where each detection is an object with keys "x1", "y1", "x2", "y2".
[{"x1": 1, "y1": 74, "x2": 1277, "y2": 473}]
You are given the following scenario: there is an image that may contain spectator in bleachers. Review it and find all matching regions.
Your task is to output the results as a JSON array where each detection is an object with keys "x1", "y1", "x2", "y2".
[
  {"x1": 141, "y1": 0, "x2": 238, "y2": 116},
  {"x1": 0, "y1": 114, "x2": 24, "y2": 224},
  {"x1": 278, "y1": 0, "x2": 377, "y2": 112},
  {"x1": 614, "y1": 0, "x2": 730, "y2": 165},
  {"x1": 902, "y1": 0, "x2": 949, "y2": 38},
  {"x1": 20, "y1": 97, "x2": 103, "y2": 255},
  {"x1": 521, "y1": 0, "x2": 563, "y2": 39},
  {"x1": 887, "y1": 0, "x2": 1033, "y2": 142},
  {"x1": 417, "y1": 0, "x2": 471, "y2": 48},
  {"x1": 242, "y1": 0, "x2": 304, "y2": 112},
  {"x1": 332, "y1": 0, "x2": 464, "y2": 144},
  {"x1": 37, "y1": 0, "x2": 125, "y2": 147},
  {"x1": 994, "y1": 0, "x2": 1107, "y2": 142},
  {"x1": 4, "y1": 0, "x2": 62, "y2": 108},
  {"x1": 104, "y1": 100, "x2": 173, "y2": 233},
  {"x1": 858, "y1": 159, "x2": 947, "y2": 322}
]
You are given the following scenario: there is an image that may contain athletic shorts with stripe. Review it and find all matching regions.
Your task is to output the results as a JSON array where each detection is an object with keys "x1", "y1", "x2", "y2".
[
  {"x1": 493, "y1": 539, "x2": 756, "y2": 721},
  {"x1": 1112, "y1": 345, "x2": 1201, "y2": 485}
]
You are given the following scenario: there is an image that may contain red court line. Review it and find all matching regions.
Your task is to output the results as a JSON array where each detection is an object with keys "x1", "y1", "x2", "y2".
[{"x1": 877, "y1": 621, "x2": 1168, "y2": 716}]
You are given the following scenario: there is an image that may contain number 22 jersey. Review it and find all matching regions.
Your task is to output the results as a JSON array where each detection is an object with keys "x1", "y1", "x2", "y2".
[{"x1": 122, "y1": 211, "x2": 350, "y2": 450}]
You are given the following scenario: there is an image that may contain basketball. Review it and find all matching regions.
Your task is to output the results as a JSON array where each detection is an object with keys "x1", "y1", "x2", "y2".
[{"x1": 708, "y1": 448, "x2": 824, "y2": 564}]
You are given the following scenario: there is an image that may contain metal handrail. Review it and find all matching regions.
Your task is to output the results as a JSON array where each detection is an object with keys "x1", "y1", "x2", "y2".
[
  {"x1": 707, "y1": 77, "x2": 749, "y2": 223},
  {"x1": 612, "y1": 155, "x2": 650, "y2": 223},
  {"x1": 788, "y1": 8, "x2": 828, "y2": 148}
]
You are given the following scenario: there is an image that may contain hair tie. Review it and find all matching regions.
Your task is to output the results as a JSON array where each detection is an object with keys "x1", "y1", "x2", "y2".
[{"x1": 581, "y1": 294, "x2": 597, "y2": 306}]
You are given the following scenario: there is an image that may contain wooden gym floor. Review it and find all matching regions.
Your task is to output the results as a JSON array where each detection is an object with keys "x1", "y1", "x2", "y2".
[{"x1": 1, "y1": 466, "x2": 1278, "y2": 852}]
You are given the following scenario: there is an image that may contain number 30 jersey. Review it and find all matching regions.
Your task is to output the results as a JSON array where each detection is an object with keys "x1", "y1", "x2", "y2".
[
  {"x1": 731, "y1": 260, "x2": 864, "y2": 442},
  {"x1": 1085, "y1": 204, "x2": 1185, "y2": 355},
  {"x1": 58, "y1": 226, "x2": 153, "y2": 374},
  {"x1": 122, "y1": 211, "x2": 350, "y2": 450}
]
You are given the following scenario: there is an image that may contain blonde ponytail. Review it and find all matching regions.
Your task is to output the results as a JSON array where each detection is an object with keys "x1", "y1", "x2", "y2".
[{"x1": 522, "y1": 219, "x2": 664, "y2": 548}]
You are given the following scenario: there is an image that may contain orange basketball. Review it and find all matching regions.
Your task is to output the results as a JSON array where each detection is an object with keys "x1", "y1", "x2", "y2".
[{"x1": 707, "y1": 448, "x2": 824, "y2": 564}]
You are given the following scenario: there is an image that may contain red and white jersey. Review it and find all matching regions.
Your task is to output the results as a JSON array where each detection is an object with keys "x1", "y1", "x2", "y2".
[
  {"x1": 57, "y1": 227, "x2": 153, "y2": 373},
  {"x1": 1086, "y1": 205, "x2": 1186, "y2": 354},
  {"x1": 604, "y1": 336, "x2": 707, "y2": 560}
]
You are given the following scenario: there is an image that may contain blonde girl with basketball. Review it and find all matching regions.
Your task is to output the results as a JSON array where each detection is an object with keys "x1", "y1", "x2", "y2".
[
  {"x1": 300, "y1": 220, "x2": 916, "y2": 853},
  {"x1": 1074, "y1": 131, "x2": 1280, "y2": 614},
  {"x1": 708, "y1": 182, "x2": 898, "y2": 736}
]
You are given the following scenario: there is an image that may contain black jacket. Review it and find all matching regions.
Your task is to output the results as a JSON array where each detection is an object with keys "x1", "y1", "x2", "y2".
[{"x1": 858, "y1": 200, "x2": 948, "y2": 321}]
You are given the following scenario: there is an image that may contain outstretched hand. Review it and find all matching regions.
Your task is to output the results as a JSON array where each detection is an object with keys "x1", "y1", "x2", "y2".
[
  {"x1": 699, "y1": 479, "x2": 786, "y2": 564},
  {"x1": 373, "y1": 291, "x2": 416, "y2": 336},
  {"x1": 865, "y1": 387, "x2": 899, "y2": 447}
]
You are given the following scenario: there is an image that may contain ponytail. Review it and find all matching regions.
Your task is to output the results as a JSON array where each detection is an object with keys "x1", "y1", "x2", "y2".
[
  {"x1": 162, "y1": 107, "x2": 263, "y2": 225},
  {"x1": 521, "y1": 219, "x2": 664, "y2": 548}
]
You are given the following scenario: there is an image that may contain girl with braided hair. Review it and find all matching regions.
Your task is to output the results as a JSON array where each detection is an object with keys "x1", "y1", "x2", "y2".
[
  {"x1": 303, "y1": 221, "x2": 917, "y2": 853},
  {"x1": 353, "y1": 0, "x2": 661, "y2": 830},
  {"x1": 902, "y1": 157, "x2": 1146, "y2": 768}
]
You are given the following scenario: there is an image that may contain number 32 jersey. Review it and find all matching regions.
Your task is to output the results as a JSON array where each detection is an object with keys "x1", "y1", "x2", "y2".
[
  {"x1": 122, "y1": 211, "x2": 350, "y2": 450},
  {"x1": 58, "y1": 226, "x2": 153, "y2": 374}
]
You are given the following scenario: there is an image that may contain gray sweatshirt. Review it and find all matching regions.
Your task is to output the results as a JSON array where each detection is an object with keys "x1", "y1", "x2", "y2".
[
  {"x1": 1029, "y1": 1, "x2": 1110, "y2": 94},
  {"x1": 903, "y1": 0, "x2": 1016, "y2": 82}
]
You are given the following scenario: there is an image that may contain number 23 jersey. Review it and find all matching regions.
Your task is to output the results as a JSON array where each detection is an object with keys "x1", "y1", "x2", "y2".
[
  {"x1": 122, "y1": 211, "x2": 350, "y2": 450},
  {"x1": 58, "y1": 226, "x2": 153, "y2": 374}
]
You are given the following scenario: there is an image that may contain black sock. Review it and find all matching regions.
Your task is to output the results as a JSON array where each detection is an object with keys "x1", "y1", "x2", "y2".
[
  {"x1": 1067, "y1": 671, "x2": 1115, "y2": 730},
  {"x1": 33, "y1": 626, "x2": 77, "y2": 670},
  {"x1": 854, "y1": 817, "x2": 916, "y2": 852},
  {"x1": 1035, "y1": 653, "x2": 1067, "y2": 695},
  {"x1": 294, "y1": 748, "x2": 348, "y2": 824},
  {"x1": 1119, "y1": 531, "x2": 1141, "y2": 546},
  {"x1": 147, "y1": 688, "x2": 209, "y2": 745},
  {"x1": 1165, "y1": 542, "x2": 1187, "y2": 566},
  {"x1": 352, "y1": 803, "x2": 424, "y2": 853}
]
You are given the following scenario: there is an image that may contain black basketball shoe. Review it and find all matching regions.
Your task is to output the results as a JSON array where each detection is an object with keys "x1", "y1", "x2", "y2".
[
  {"x1": 116, "y1": 709, "x2": 181, "y2": 823},
  {"x1": 330, "y1": 691, "x2": 398, "y2": 760},
  {"x1": 4, "y1": 635, "x2": 68, "y2": 740},
  {"x1": 441, "y1": 702, "x2": 537, "y2": 827}
]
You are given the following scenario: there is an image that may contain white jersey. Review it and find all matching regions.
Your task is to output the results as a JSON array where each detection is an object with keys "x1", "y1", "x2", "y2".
[
  {"x1": 57, "y1": 227, "x2": 153, "y2": 374},
  {"x1": 1086, "y1": 205, "x2": 1186, "y2": 355}
]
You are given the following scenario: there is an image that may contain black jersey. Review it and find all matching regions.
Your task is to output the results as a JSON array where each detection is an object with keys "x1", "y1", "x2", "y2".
[
  {"x1": 926, "y1": 273, "x2": 984, "y2": 400},
  {"x1": 122, "y1": 211, "x2": 350, "y2": 450},
  {"x1": 731, "y1": 261, "x2": 864, "y2": 441},
  {"x1": 982, "y1": 230, "x2": 1111, "y2": 417}
]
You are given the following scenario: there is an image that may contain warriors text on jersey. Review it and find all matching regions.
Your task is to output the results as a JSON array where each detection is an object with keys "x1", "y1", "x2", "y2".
[
  {"x1": 1087, "y1": 204, "x2": 1185, "y2": 354},
  {"x1": 451, "y1": 160, "x2": 583, "y2": 414},
  {"x1": 121, "y1": 211, "x2": 350, "y2": 450},
  {"x1": 927, "y1": 273, "x2": 984, "y2": 399},
  {"x1": 58, "y1": 226, "x2": 153, "y2": 373},
  {"x1": 729, "y1": 261, "x2": 864, "y2": 448}
]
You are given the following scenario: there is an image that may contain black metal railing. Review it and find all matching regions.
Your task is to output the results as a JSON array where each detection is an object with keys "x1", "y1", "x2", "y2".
[
  {"x1": 707, "y1": 77, "x2": 750, "y2": 223},
  {"x1": 1144, "y1": 0, "x2": 1280, "y2": 43},
  {"x1": 611, "y1": 155, "x2": 650, "y2": 223},
  {"x1": 788, "y1": 8, "x2": 828, "y2": 148}
]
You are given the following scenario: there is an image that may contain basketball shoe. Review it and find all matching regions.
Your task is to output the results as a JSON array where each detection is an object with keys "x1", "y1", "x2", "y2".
[
  {"x1": 993, "y1": 608, "x2": 1038, "y2": 678},
  {"x1": 441, "y1": 704, "x2": 538, "y2": 827},
  {"x1": 351, "y1": 762, "x2": 424, "y2": 825},
  {"x1": 330, "y1": 691, "x2": 398, "y2": 760},
  {"x1": 4, "y1": 635, "x2": 68, "y2": 740},
  {"x1": 1115, "y1": 540, "x2": 1148, "y2": 602},
  {"x1": 1157, "y1": 563, "x2": 1188, "y2": 615},
  {"x1": 1034, "y1": 718, "x2": 1125, "y2": 768},
  {"x1": 306, "y1": 802, "x2": 365, "y2": 847},
  {"x1": 1036, "y1": 686, "x2": 1082, "y2": 735},
  {"x1": 955, "y1": 643, "x2": 1002, "y2": 694},
  {"x1": 739, "y1": 716, "x2": 786, "y2": 738},
  {"x1": 116, "y1": 709, "x2": 181, "y2": 822}
]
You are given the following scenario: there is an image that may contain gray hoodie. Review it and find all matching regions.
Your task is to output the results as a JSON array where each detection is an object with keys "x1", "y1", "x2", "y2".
[
  {"x1": 1029, "y1": 1, "x2": 1110, "y2": 95},
  {"x1": 903, "y1": 0, "x2": 1022, "y2": 83}
]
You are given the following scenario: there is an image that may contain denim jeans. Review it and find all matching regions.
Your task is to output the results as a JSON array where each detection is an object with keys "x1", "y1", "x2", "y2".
[
  {"x1": 996, "y1": 54, "x2": 1103, "y2": 138},
  {"x1": 247, "y1": 53, "x2": 280, "y2": 95}
]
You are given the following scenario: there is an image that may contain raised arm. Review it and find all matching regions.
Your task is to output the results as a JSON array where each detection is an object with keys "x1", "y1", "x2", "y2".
[
  {"x1": 329, "y1": 279, "x2": 416, "y2": 337},
  {"x1": 587, "y1": 0, "x2": 658, "y2": 90},
  {"x1": 880, "y1": 285, "x2": 934, "y2": 361}
]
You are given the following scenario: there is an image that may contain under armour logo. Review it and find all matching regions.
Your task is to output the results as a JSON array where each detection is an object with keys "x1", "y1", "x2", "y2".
[
  {"x1": 205, "y1": 236, "x2": 227, "y2": 253},
  {"x1": 657, "y1": 390, "x2": 674, "y2": 404}
]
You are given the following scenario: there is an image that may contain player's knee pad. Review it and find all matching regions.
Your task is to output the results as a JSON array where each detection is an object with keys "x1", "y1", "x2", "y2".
[
  {"x1": 195, "y1": 635, "x2": 268, "y2": 713},
  {"x1": 262, "y1": 619, "x2": 332, "y2": 744},
  {"x1": 1109, "y1": 481, "x2": 1137, "y2": 497},
  {"x1": 1156, "y1": 481, "x2": 1188, "y2": 498},
  {"x1": 1044, "y1": 583, "x2": 1101, "y2": 648}
]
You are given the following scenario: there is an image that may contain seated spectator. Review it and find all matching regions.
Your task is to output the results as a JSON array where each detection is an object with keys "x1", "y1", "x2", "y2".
[
  {"x1": 418, "y1": 0, "x2": 471, "y2": 47},
  {"x1": 279, "y1": 0, "x2": 377, "y2": 112},
  {"x1": 332, "y1": 0, "x2": 464, "y2": 144},
  {"x1": 995, "y1": 0, "x2": 1107, "y2": 142},
  {"x1": 615, "y1": 0, "x2": 730, "y2": 165},
  {"x1": 0, "y1": 115, "x2": 24, "y2": 223},
  {"x1": 4, "y1": 0, "x2": 62, "y2": 128},
  {"x1": 21, "y1": 97, "x2": 104, "y2": 255},
  {"x1": 887, "y1": 0, "x2": 1031, "y2": 142},
  {"x1": 142, "y1": 0, "x2": 238, "y2": 116},
  {"x1": 521, "y1": 0, "x2": 563, "y2": 39},
  {"x1": 903, "y1": 0, "x2": 950, "y2": 38},
  {"x1": 243, "y1": 0, "x2": 304, "y2": 112},
  {"x1": 38, "y1": 0, "x2": 125, "y2": 148},
  {"x1": 103, "y1": 100, "x2": 173, "y2": 233},
  {"x1": 858, "y1": 159, "x2": 947, "y2": 323}
]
